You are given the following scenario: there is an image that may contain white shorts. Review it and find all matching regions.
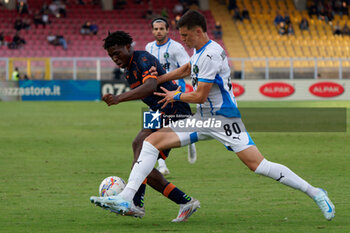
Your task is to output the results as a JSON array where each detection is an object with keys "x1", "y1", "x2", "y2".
[{"x1": 170, "y1": 114, "x2": 255, "y2": 153}]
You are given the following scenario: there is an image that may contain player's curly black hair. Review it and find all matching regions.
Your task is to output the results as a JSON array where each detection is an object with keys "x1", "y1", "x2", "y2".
[{"x1": 103, "y1": 31, "x2": 133, "y2": 50}]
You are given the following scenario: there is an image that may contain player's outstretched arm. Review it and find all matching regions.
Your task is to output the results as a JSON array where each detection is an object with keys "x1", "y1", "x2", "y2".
[
  {"x1": 153, "y1": 63, "x2": 191, "y2": 84},
  {"x1": 102, "y1": 78, "x2": 158, "y2": 106},
  {"x1": 154, "y1": 81, "x2": 213, "y2": 108}
]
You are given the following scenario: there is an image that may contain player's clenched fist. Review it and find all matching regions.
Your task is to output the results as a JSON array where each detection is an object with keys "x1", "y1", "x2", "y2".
[
  {"x1": 149, "y1": 66, "x2": 158, "y2": 77},
  {"x1": 102, "y1": 93, "x2": 120, "y2": 106}
]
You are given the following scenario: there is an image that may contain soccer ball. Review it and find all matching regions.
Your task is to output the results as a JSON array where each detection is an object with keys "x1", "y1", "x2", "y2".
[{"x1": 99, "y1": 176, "x2": 126, "y2": 197}]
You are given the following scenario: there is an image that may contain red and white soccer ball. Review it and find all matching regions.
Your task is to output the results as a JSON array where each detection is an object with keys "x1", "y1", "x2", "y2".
[{"x1": 99, "y1": 176, "x2": 126, "y2": 197}]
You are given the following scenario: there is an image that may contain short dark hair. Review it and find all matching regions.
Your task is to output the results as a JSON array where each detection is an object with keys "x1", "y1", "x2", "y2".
[
  {"x1": 103, "y1": 31, "x2": 133, "y2": 50},
  {"x1": 177, "y1": 10, "x2": 207, "y2": 32},
  {"x1": 151, "y1": 17, "x2": 169, "y2": 29}
]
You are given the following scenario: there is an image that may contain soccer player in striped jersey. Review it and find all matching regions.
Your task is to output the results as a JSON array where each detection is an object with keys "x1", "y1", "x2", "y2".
[
  {"x1": 92, "y1": 11, "x2": 335, "y2": 222},
  {"x1": 146, "y1": 17, "x2": 197, "y2": 175}
]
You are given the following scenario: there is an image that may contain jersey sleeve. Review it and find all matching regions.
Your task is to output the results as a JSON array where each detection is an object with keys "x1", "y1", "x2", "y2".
[
  {"x1": 174, "y1": 43, "x2": 190, "y2": 67},
  {"x1": 138, "y1": 53, "x2": 159, "y2": 83},
  {"x1": 197, "y1": 51, "x2": 222, "y2": 83}
]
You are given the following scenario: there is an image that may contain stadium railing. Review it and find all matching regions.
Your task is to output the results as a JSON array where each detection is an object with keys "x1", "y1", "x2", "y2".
[{"x1": 1, "y1": 57, "x2": 349, "y2": 81}]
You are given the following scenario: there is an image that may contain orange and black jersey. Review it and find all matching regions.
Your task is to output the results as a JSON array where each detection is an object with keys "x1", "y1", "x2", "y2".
[{"x1": 125, "y1": 51, "x2": 191, "y2": 116}]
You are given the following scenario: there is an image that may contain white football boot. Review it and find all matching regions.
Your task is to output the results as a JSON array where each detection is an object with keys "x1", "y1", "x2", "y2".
[
  {"x1": 172, "y1": 198, "x2": 200, "y2": 222},
  {"x1": 157, "y1": 166, "x2": 170, "y2": 176},
  {"x1": 313, "y1": 188, "x2": 335, "y2": 221},
  {"x1": 90, "y1": 195, "x2": 131, "y2": 215},
  {"x1": 111, "y1": 202, "x2": 145, "y2": 218},
  {"x1": 187, "y1": 143, "x2": 197, "y2": 164}
]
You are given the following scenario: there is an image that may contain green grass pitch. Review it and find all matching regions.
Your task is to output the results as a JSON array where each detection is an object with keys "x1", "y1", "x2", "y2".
[{"x1": 0, "y1": 100, "x2": 349, "y2": 233}]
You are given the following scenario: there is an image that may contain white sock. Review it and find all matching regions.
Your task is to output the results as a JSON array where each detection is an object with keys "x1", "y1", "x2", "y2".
[
  {"x1": 158, "y1": 158, "x2": 167, "y2": 168},
  {"x1": 255, "y1": 159, "x2": 318, "y2": 198},
  {"x1": 119, "y1": 141, "x2": 159, "y2": 202}
]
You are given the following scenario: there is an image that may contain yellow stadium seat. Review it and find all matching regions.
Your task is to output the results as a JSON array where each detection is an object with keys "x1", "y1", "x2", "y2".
[{"x1": 213, "y1": 0, "x2": 347, "y2": 67}]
